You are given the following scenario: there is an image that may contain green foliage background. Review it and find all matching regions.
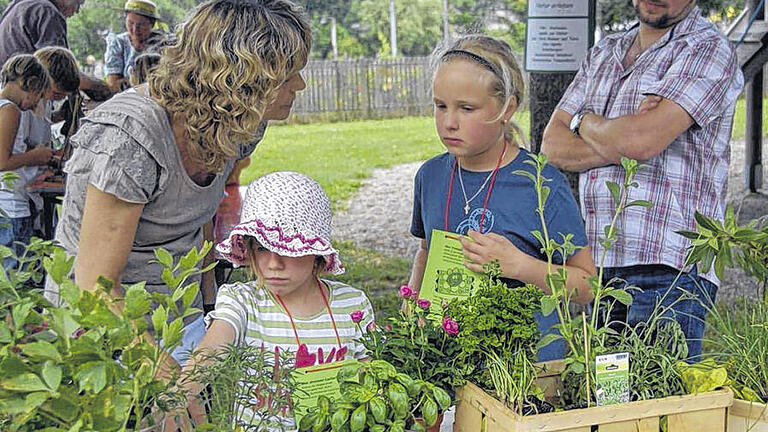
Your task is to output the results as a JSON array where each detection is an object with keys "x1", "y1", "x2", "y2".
[{"x1": 2, "y1": 0, "x2": 743, "y2": 65}]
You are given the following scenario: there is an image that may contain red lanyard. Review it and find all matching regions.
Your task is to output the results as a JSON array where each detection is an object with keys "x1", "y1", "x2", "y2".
[
  {"x1": 444, "y1": 143, "x2": 507, "y2": 233},
  {"x1": 274, "y1": 278, "x2": 343, "y2": 349}
]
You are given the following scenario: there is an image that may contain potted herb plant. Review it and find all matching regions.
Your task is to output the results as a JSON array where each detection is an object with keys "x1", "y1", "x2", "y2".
[
  {"x1": 0, "y1": 241, "x2": 213, "y2": 431},
  {"x1": 453, "y1": 155, "x2": 733, "y2": 432},
  {"x1": 680, "y1": 207, "x2": 768, "y2": 430},
  {"x1": 351, "y1": 289, "x2": 461, "y2": 431},
  {"x1": 445, "y1": 275, "x2": 548, "y2": 416},
  {"x1": 180, "y1": 344, "x2": 297, "y2": 431},
  {"x1": 298, "y1": 359, "x2": 451, "y2": 432},
  {"x1": 357, "y1": 285, "x2": 463, "y2": 392}
]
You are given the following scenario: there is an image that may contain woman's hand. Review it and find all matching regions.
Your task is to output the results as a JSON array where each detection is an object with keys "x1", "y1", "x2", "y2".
[{"x1": 459, "y1": 230, "x2": 531, "y2": 279}]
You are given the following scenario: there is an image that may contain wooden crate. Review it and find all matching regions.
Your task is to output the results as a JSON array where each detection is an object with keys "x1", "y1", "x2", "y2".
[
  {"x1": 728, "y1": 399, "x2": 768, "y2": 432},
  {"x1": 455, "y1": 371, "x2": 733, "y2": 432}
]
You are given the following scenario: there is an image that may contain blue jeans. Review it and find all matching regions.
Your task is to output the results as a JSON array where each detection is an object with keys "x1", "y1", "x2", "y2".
[
  {"x1": 602, "y1": 264, "x2": 717, "y2": 360},
  {"x1": 0, "y1": 215, "x2": 33, "y2": 271},
  {"x1": 167, "y1": 314, "x2": 206, "y2": 367}
]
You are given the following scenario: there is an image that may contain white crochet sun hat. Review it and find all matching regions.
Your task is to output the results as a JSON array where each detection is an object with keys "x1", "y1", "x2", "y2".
[{"x1": 216, "y1": 171, "x2": 344, "y2": 275}]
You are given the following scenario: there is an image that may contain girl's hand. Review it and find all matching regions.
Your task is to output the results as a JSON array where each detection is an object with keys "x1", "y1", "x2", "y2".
[
  {"x1": 459, "y1": 230, "x2": 531, "y2": 279},
  {"x1": 27, "y1": 146, "x2": 54, "y2": 166}
]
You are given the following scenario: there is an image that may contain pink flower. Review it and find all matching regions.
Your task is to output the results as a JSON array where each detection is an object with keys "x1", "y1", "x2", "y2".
[
  {"x1": 384, "y1": 324, "x2": 392, "y2": 331},
  {"x1": 417, "y1": 299, "x2": 431, "y2": 309},
  {"x1": 399, "y1": 285, "x2": 414, "y2": 298},
  {"x1": 72, "y1": 328, "x2": 86, "y2": 339},
  {"x1": 350, "y1": 310, "x2": 364, "y2": 323},
  {"x1": 442, "y1": 317, "x2": 459, "y2": 336},
  {"x1": 367, "y1": 321, "x2": 376, "y2": 332},
  {"x1": 417, "y1": 317, "x2": 426, "y2": 328}
]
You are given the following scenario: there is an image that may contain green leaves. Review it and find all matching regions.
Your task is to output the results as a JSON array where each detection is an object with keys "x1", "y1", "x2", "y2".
[
  {"x1": 330, "y1": 408, "x2": 349, "y2": 430},
  {"x1": 76, "y1": 361, "x2": 107, "y2": 394},
  {"x1": 1, "y1": 373, "x2": 49, "y2": 392},
  {"x1": 1, "y1": 240, "x2": 214, "y2": 430},
  {"x1": 603, "y1": 288, "x2": 633, "y2": 306},
  {"x1": 420, "y1": 396, "x2": 438, "y2": 426},
  {"x1": 41, "y1": 362, "x2": 62, "y2": 391},
  {"x1": 677, "y1": 359, "x2": 728, "y2": 394},
  {"x1": 349, "y1": 404, "x2": 366, "y2": 432},
  {"x1": 681, "y1": 206, "x2": 768, "y2": 297},
  {"x1": 124, "y1": 284, "x2": 151, "y2": 320},
  {"x1": 19, "y1": 341, "x2": 61, "y2": 362},
  {"x1": 368, "y1": 396, "x2": 387, "y2": 423}
]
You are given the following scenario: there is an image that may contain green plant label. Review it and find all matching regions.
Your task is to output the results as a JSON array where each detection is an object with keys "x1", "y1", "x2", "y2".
[
  {"x1": 420, "y1": 229, "x2": 483, "y2": 312},
  {"x1": 292, "y1": 359, "x2": 360, "y2": 426},
  {"x1": 595, "y1": 352, "x2": 630, "y2": 406}
]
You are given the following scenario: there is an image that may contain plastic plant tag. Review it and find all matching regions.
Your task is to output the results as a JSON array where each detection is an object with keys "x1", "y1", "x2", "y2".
[
  {"x1": 292, "y1": 359, "x2": 360, "y2": 426},
  {"x1": 595, "y1": 352, "x2": 630, "y2": 406}
]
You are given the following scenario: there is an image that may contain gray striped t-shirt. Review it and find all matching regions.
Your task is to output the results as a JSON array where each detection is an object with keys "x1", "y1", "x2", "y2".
[{"x1": 205, "y1": 278, "x2": 374, "y2": 430}]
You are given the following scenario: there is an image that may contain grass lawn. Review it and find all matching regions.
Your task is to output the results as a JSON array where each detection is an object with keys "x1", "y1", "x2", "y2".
[
  {"x1": 241, "y1": 111, "x2": 530, "y2": 209},
  {"x1": 731, "y1": 98, "x2": 768, "y2": 140},
  {"x1": 244, "y1": 98, "x2": 759, "y2": 210}
]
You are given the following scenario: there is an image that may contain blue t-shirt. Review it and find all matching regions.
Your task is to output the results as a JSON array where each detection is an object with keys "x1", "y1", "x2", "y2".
[{"x1": 410, "y1": 148, "x2": 587, "y2": 285}]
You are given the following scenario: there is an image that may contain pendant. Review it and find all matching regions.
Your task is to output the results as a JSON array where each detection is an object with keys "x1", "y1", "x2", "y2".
[{"x1": 464, "y1": 202, "x2": 470, "y2": 215}]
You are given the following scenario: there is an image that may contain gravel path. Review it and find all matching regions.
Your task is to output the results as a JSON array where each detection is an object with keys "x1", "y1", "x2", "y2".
[{"x1": 332, "y1": 139, "x2": 768, "y2": 302}]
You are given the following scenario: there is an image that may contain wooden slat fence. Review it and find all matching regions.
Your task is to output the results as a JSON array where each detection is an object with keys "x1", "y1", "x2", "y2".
[{"x1": 290, "y1": 57, "x2": 433, "y2": 121}]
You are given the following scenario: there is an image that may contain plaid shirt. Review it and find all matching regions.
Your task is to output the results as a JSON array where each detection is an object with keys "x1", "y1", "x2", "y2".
[{"x1": 557, "y1": 7, "x2": 743, "y2": 285}]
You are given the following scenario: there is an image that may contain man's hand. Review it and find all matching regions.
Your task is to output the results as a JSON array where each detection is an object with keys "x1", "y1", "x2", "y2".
[{"x1": 637, "y1": 95, "x2": 663, "y2": 115}]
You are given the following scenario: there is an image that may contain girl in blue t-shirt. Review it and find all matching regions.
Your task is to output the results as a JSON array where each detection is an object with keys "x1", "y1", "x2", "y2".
[{"x1": 409, "y1": 35, "x2": 596, "y2": 360}]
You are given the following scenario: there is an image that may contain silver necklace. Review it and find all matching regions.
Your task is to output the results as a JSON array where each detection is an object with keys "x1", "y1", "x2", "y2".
[{"x1": 457, "y1": 164, "x2": 495, "y2": 215}]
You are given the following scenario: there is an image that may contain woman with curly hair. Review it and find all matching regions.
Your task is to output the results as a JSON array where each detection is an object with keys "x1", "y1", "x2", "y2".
[{"x1": 45, "y1": 0, "x2": 311, "y2": 367}]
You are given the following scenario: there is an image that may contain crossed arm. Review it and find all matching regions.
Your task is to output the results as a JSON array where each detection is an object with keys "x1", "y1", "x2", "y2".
[{"x1": 541, "y1": 95, "x2": 694, "y2": 172}]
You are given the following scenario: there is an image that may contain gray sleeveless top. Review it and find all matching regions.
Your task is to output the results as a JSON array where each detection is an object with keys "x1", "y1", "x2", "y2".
[{"x1": 49, "y1": 91, "x2": 260, "y2": 332}]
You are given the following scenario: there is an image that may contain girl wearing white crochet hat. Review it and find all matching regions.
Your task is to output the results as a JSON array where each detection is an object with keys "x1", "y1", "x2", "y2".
[{"x1": 181, "y1": 171, "x2": 374, "y2": 429}]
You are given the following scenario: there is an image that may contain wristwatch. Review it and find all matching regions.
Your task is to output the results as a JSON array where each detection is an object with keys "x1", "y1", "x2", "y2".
[{"x1": 569, "y1": 112, "x2": 586, "y2": 136}]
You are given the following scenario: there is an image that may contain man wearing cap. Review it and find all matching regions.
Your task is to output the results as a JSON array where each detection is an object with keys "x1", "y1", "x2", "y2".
[
  {"x1": 0, "y1": 0, "x2": 112, "y2": 99},
  {"x1": 104, "y1": 0, "x2": 164, "y2": 92}
]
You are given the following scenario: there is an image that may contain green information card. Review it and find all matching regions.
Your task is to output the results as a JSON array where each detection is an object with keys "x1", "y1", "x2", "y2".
[
  {"x1": 418, "y1": 229, "x2": 484, "y2": 311},
  {"x1": 595, "y1": 352, "x2": 630, "y2": 406},
  {"x1": 291, "y1": 359, "x2": 360, "y2": 425}
]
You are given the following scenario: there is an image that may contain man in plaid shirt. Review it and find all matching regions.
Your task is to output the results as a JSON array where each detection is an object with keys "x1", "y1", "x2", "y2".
[{"x1": 542, "y1": 0, "x2": 743, "y2": 359}]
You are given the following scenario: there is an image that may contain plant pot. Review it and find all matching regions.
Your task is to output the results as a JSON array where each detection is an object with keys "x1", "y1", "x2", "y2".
[
  {"x1": 454, "y1": 360, "x2": 734, "y2": 432},
  {"x1": 412, "y1": 412, "x2": 444, "y2": 432},
  {"x1": 728, "y1": 399, "x2": 768, "y2": 432}
]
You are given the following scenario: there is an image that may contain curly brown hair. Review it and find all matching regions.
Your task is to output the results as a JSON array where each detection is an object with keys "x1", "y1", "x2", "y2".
[{"x1": 148, "y1": 0, "x2": 311, "y2": 173}]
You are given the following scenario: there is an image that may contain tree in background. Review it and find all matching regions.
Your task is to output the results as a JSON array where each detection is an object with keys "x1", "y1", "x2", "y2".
[
  {"x1": 68, "y1": 0, "x2": 197, "y2": 62},
  {"x1": 0, "y1": 0, "x2": 198, "y2": 64},
  {"x1": 0, "y1": 0, "x2": 749, "y2": 64}
]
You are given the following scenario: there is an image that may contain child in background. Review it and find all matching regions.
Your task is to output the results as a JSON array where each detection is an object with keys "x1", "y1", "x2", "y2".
[
  {"x1": 0, "y1": 54, "x2": 51, "y2": 269},
  {"x1": 408, "y1": 35, "x2": 596, "y2": 361},
  {"x1": 32, "y1": 46, "x2": 80, "y2": 144},
  {"x1": 27, "y1": 47, "x2": 81, "y2": 238},
  {"x1": 181, "y1": 171, "x2": 374, "y2": 429},
  {"x1": 212, "y1": 155, "x2": 251, "y2": 291},
  {"x1": 129, "y1": 52, "x2": 161, "y2": 86}
]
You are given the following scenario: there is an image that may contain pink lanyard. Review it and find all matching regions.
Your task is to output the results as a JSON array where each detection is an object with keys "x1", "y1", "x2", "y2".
[
  {"x1": 444, "y1": 143, "x2": 507, "y2": 233},
  {"x1": 274, "y1": 278, "x2": 343, "y2": 349}
]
